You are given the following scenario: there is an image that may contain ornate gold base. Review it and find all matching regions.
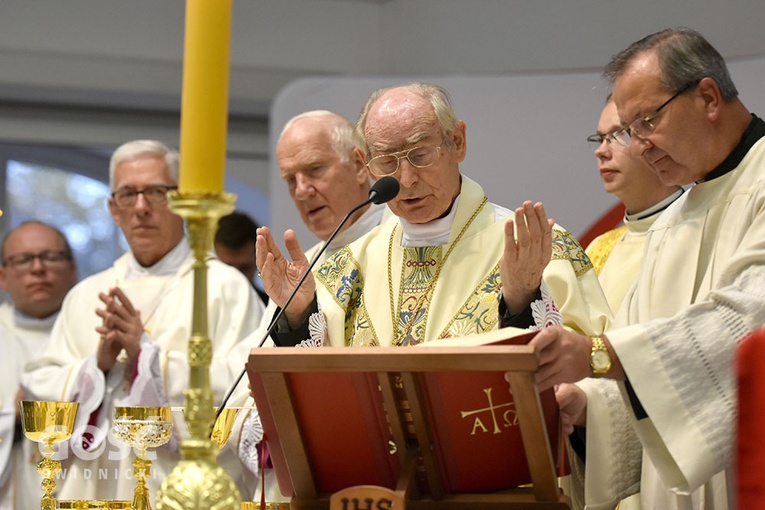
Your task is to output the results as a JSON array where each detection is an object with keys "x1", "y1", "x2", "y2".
[
  {"x1": 156, "y1": 457, "x2": 240, "y2": 510},
  {"x1": 56, "y1": 501, "x2": 131, "y2": 509},
  {"x1": 240, "y1": 503, "x2": 291, "y2": 510}
]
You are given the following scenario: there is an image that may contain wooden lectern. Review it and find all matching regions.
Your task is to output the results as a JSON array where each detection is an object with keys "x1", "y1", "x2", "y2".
[{"x1": 247, "y1": 339, "x2": 571, "y2": 510}]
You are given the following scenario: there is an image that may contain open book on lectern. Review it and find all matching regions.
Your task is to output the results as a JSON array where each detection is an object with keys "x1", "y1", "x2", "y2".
[{"x1": 246, "y1": 325, "x2": 567, "y2": 499}]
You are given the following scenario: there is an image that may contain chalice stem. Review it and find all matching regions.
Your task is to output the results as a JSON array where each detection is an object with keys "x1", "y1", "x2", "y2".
[
  {"x1": 132, "y1": 456, "x2": 153, "y2": 510},
  {"x1": 37, "y1": 454, "x2": 60, "y2": 510}
]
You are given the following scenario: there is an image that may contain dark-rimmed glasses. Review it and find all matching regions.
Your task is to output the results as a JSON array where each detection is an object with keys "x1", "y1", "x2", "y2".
[
  {"x1": 614, "y1": 79, "x2": 701, "y2": 147},
  {"x1": 365, "y1": 141, "x2": 444, "y2": 177},
  {"x1": 111, "y1": 185, "x2": 178, "y2": 208},
  {"x1": 3, "y1": 250, "x2": 72, "y2": 271}
]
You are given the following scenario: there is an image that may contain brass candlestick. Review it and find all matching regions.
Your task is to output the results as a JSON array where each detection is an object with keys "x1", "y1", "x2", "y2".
[
  {"x1": 156, "y1": 192, "x2": 240, "y2": 510},
  {"x1": 18, "y1": 401, "x2": 79, "y2": 510},
  {"x1": 112, "y1": 406, "x2": 172, "y2": 510}
]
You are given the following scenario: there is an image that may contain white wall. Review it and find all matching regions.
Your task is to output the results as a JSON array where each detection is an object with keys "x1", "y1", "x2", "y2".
[{"x1": 269, "y1": 56, "x2": 765, "y2": 249}]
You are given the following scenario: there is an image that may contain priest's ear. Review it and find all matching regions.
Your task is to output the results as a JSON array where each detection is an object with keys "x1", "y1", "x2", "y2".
[
  {"x1": 450, "y1": 120, "x2": 467, "y2": 163},
  {"x1": 352, "y1": 146, "x2": 368, "y2": 185},
  {"x1": 697, "y1": 77, "x2": 723, "y2": 122},
  {"x1": 356, "y1": 147, "x2": 375, "y2": 181}
]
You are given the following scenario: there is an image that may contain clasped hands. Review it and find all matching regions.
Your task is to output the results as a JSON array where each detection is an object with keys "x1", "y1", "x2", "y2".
[{"x1": 95, "y1": 287, "x2": 144, "y2": 372}]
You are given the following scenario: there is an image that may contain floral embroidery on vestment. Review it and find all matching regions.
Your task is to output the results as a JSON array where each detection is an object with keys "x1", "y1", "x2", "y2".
[
  {"x1": 315, "y1": 247, "x2": 377, "y2": 346},
  {"x1": 552, "y1": 228, "x2": 594, "y2": 277},
  {"x1": 440, "y1": 265, "x2": 502, "y2": 338}
]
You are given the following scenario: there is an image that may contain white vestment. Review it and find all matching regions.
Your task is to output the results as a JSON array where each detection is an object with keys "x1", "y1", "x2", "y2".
[
  {"x1": 267, "y1": 176, "x2": 610, "y2": 505},
  {"x1": 579, "y1": 192, "x2": 682, "y2": 510},
  {"x1": 586, "y1": 190, "x2": 683, "y2": 315},
  {"x1": 582, "y1": 123, "x2": 765, "y2": 510},
  {"x1": 0, "y1": 303, "x2": 60, "y2": 510},
  {"x1": 313, "y1": 176, "x2": 610, "y2": 347},
  {"x1": 20, "y1": 238, "x2": 264, "y2": 504}
]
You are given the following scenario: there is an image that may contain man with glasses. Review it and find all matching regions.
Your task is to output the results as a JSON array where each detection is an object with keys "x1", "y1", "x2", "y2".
[
  {"x1": 530, "y1": 28, "x2": 765, "y2": 509},
  {"x1": 225, "y1": 110, "x2": 390, "y2": 503},
  {"x1": 585, "y1": 96, "x2": 683, "y2": 314},
  {"x1": 21, "y1": 139, "x2": 265, "y2": 504},
  {"x1": 0, "y1": 221, "x2": 77, "y2": 510},
  {"x1": 560, "y1": 96, "x2": 685, "y2": 509},
  {"x1": 257, "y1": 83, "x2": 609, "y2": 352}
]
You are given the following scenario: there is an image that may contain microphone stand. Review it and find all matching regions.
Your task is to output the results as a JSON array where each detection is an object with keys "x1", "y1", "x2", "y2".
[{"x1": 213, "y1": 178, "x2": 398, "y2": 425}]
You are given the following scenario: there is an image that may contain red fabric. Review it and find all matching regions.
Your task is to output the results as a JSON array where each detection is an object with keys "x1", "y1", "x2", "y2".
[
  {"x1": 578, "y1": 202, "x2": 626, "y2": 249},
  {"x1": 130, "y1": 350, "x2": 141, "y2": 390},
  {"x1": 737, "y1": 328, "x2": 765, "y2": 507},
  {"x1": 81, "y1": 406, "x2": 101, "y2": 451},
  {"x1": 260, "y1": 436, "x2": 268, "y2": 507}
]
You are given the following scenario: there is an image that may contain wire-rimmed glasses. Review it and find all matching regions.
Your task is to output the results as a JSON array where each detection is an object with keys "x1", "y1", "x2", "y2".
[
  {"x1": 365, "y1": 141, "x2": 444, "y2": 177},
  {"x1": 614, "y1": 79, "x2": 701, "y2": 147}
]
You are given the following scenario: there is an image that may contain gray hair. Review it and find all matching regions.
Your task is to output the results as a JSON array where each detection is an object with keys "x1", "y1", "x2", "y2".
[
  {"x1": 108, "y1": 140, "x2": 180, "y2": 190},
  {"x1": 280, "y1": 111, "x2": 356, "y2": 164},
  {"x1": 353, "y1": 83, "x2": 460, "y2": 156},
  {"x1": 604, "y1": 27, "x2": 738, "y2": 102}
]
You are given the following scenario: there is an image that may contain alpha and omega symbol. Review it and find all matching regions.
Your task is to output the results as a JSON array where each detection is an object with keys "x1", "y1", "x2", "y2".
[{"x1": 460, "y1": 387, "x2": 518, "y2": 435}]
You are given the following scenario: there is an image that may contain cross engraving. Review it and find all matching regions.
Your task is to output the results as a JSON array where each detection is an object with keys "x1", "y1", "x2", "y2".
[{"x1": 460, "y1": 387, "x2": 517, "y2": 435}]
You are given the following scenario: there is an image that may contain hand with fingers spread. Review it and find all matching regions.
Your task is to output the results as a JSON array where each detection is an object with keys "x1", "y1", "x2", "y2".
[
  {"x1": 95, "y1": 287, "x2": 144, "y2": 371},
  {"x1": 500, "y1": 201, "x2": 554, "y2": 314},
  {"x1": 256, "y1": 226, "x2": 316, "y2": 328}
]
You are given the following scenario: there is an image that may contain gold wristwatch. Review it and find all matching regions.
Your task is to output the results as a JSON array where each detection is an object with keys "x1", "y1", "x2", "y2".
[{"x1": 590, "y1": 335, "x2": 611, "y2": 377}]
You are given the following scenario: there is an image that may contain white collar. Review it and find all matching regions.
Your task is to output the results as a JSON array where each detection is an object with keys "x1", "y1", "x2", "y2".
[
  {"x1": 124, "y1": 235, "x2": 191, "y2": 280},
  {"x1": 625, "y1": 188, "x2": 684, "y2": 222},
  {"x1": 399, "y1": 195, "x2": 461, "y2": 247},
  {"x1": 13, "y1": 307, "x2": 58, "y2": 330}
]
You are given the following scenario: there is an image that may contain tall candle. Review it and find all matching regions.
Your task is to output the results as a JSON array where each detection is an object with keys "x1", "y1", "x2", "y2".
[{"x1": 179, "y1": 0, "x2": 232, "y2": 194}]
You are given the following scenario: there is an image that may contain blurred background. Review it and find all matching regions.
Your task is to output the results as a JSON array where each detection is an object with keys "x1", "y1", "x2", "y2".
[{"x1": 1, "y1": 0, "x2": 764, "y2": 280}]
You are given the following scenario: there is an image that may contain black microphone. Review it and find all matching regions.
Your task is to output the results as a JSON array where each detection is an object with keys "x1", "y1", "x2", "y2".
[
  {"x1": 213, "y1": 176, "x2": 400, "y2": 425},
  {"x1": 367, "y1": 175, "x2": 400, "y2": 205}
]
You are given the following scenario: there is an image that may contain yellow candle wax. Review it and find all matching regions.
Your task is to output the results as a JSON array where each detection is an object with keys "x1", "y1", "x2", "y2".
[{"x1": 179, "y1": 0, "x2": 232, "y2": 194}]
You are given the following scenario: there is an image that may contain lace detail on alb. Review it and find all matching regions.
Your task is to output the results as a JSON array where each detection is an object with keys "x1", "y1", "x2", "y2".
[
  {"x1": 529, "y1": 280, "x2": 563, "y2": 330},
  {"x1": 238, "y1": 408, "x2": 263, "y2": 477},
  {"x1": 300, "y1": 309, "x2": 327, "y2": 348}
]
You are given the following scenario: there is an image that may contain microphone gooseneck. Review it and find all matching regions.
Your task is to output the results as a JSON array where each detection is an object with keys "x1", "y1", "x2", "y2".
[{"x1": 213, "y1": 176, "x2": 400, "y2": 426}]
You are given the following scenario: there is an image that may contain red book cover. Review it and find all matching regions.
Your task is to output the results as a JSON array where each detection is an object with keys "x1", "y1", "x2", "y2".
[
  {"x1": 247, "y1": 365, "x2": 400, "y2": 496},
  {"x1": 417, "y1": 329, "x2": 565, "y2": 493},
  {"x1": 248, "y1": 327, "x2": 566, "y2": 498}
]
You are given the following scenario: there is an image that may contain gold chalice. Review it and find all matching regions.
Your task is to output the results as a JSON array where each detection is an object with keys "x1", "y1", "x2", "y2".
[
  {"x1": 112, "y1": 407, "x2": 172, "y2": 510},
  {"x1": 19, "y1": 401, "x2": 79, "y2": 510}
]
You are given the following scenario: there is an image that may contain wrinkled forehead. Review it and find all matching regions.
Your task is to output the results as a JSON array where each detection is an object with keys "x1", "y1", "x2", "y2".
[
  {"x1": 113, "y1": 155, "x2": 174, "y2": 188},
  {"x1": 365, "y1": 94, "x2": 440, "y2": 152}
]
